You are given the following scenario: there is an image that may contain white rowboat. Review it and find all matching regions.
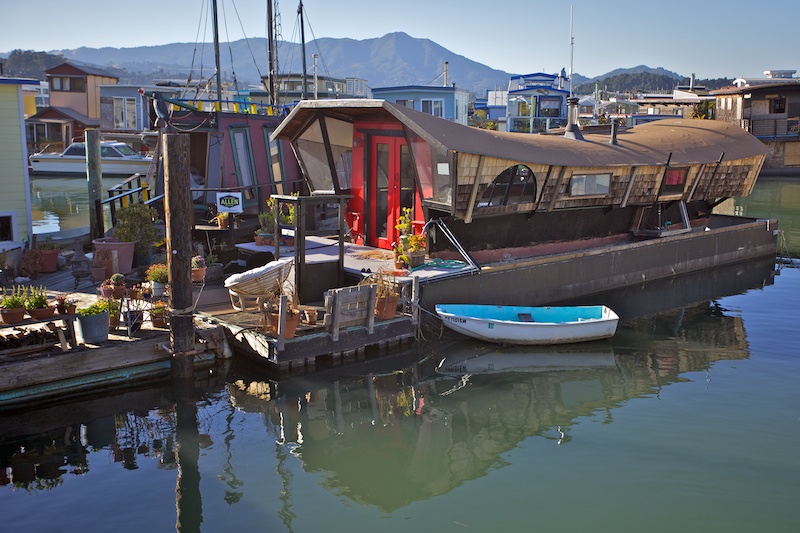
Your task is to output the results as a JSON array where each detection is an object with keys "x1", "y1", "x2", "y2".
[{"x1": 435, "y1": 304, "x2": 619, "y2": 345}]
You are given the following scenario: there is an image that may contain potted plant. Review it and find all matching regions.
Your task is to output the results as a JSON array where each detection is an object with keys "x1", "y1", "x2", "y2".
[
  {"x1": 95, "y1": 203, "x2": 161, "y2": 275},
  {"x1": 99, "y1": 279, "x2": 114, "y2": 297},
  {"x1": 37, "y1": 237, "x2": 61, "y2": 273},
  {"x1": 367, "y1": 269, "x2": 401, "y2": 320},
  {"x1": 191, "y1": 255, "x2": 207, "y2": 282},
  {"x1": 264, "y1": 279, "x2": 301, "y2": 339},
  {"x1": 109, "y1": 272, "x2": 126, "y2": 298},
  {"x1": 0, "y1": 285, "x2": 27, "y2": 324},
  {"x1": 25, "y1": 285, "x2": 56, "y2": 320},
  {"x1": 395, "y1": 207, "x2": 427, "y2": 268},
  {"x1": 149, "y1": 300, "x2": 168, "y2": 328},
  {"x1": 76, "y1": 299, "x2": 112, "y2": 344},
  {"x1": 145, "y1": 263, "x2": 169, "y2": 298},
  {"x1": 257, "y1": 209, "x2": 275, "y2": 245},
  {"x1": 210, "y1": 211, "x2": 229, "y2": 229},
  {"x1": 55, "y1": 294, "x2": 77, "y2": 315}
]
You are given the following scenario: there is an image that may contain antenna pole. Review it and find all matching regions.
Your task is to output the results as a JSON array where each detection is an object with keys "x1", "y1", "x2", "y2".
[{"x1": 569, "y1": 5, "x2": 574, "y2": 98}]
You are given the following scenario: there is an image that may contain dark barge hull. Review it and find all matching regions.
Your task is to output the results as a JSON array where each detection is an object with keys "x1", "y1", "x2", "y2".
[{"x1": 419, "y1": 215, "x2": 779, "y2": 309}]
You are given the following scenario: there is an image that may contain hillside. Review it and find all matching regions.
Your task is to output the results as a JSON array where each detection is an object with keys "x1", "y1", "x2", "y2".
[{"x1": 2, "y1": 34, "x2": 696, "y2": 97}]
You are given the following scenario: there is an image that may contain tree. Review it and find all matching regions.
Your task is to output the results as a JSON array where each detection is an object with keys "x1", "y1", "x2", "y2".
[{"x1": 2, "y1": 49, "x2": 65, "y2": 80}]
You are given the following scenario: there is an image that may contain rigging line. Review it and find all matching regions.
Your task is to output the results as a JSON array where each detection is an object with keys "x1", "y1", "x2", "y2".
[
  {"x1": 220, "y1": 0, "x2": 240, "y2": 93},
  {"x1": 230, "y1": 0, "x2": 265, "y2": 81},
  {"x1": 185, "y1": 0, "x2": 208, "y2": 99},
  {"x1": 301, "y1": 10, "x2": 332, "y2": 79}
]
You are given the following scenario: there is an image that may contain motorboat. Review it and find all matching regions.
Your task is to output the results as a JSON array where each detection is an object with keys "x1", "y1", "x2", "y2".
[
  {"x1": 29, "y1": 141, "x2": 153, "y2": 176},
  {"x1": 435, "y1": 304, "x2": 619, "y2": 345}
]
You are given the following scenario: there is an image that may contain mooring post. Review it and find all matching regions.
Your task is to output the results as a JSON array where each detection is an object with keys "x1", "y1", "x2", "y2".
[
  {"x1": 163, "y1": 133, "x2": 196, "y2": 379},
  {"x1": 86, "y1": 129, "x2": 103, "y2": 240}
]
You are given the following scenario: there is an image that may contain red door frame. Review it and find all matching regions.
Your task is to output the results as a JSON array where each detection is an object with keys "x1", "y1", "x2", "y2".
[{"x1": 368, "y1": 135, "x2": 412, "y2": 250}]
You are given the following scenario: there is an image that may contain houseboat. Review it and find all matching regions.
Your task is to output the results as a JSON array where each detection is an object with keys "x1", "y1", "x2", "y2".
[
  {"x1": 270, "y1": 99, "x2": 778, "y2": 310},
  {"x1": 29, "y1": 141, "x2": 152, "y2": 176}
]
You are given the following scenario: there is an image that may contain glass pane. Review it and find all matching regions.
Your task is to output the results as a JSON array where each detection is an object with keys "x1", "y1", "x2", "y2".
[
  {"x1": 113, "y1": 99, "x2": 125, "y2": 129},
  {"x1": 400, "y1": 144, "x2": 413, "y2": 211},
  {"x1": 376, "y1": 143, "x2": 389, "y2": 239},
  {"x1": 406, "y1": 128, "x2": 451, "y2": 209},
  {"x1": 295, "y1": 119, "x2": 334, "y2": 192},
  {"x1": 126, "y1": 99, "x2": 137, "y2": 129},
  {"x1": 232, "y1": 130, "x2": 254, "y2": 188}
]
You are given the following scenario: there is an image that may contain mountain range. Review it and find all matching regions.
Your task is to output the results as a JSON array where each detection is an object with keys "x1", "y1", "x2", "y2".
[{"x1": 4, "y1": 32, "x2": 685, "y2": 96}]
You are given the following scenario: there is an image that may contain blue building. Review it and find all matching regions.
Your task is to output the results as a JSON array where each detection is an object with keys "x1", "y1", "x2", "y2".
[
  {"x1": 371, "y1": 85, "x2": 470, "y2": 125},
  {"x1": 506, "y1": 70, "x2": 571, "y2": 133}
]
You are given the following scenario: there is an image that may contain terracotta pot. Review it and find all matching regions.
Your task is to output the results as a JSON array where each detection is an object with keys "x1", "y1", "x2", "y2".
[
  {"x1": 92, "y1": 266, "x2": 107, "y2": 282},
  {"x1": 39, "y1": 249, "x2": 60, "y2": 273},
  {"x1": 254, "y1": 235, "x2": 264, "y2": 246},
  {"x1": 27, "y1": 306, "x2": 56, "y2": 320},
  {"x1": 1, "y1": 307, "x2": 26, "y2": 324},
  {"x1": 128, "y1": 289, "x2": 140, "y2": 300},
  {"x1": 217, "y1": 217, "x2": 229, "y2": 229},
  {"x1": 375, "y1": 294, "x2": 399, "y2": 320},
  {"x1": 191, "y1": 267, "x2": 206, "y2": 282},
  {"x1": 151, "y1": 313, "x2": 168, "y2": 328},
  {"x1": 100, "y1": 286, "x2": 113, "y2": 297},
  {"x1": 57, "y1": 304, "x2": 77, "y2": 315},
  {"x1": 267, "y1": 310, "x2": 301, "y2": 339},
  {"x1": 113, "y1": 285, "x2": 126, "y2": 298}
]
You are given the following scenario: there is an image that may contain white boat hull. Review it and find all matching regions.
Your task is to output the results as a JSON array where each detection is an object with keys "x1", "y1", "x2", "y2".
[
  {"x1": 29, "y1": 156, "x2": 152, "y2": 176},
  {"x1": 435, "y1": 304, "x2": 619, "y2": 345}
]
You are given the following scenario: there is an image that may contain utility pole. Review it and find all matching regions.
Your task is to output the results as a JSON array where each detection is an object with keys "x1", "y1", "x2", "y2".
[{"x1": 299, "y1": 1, "x2": 307, "y2": 100}]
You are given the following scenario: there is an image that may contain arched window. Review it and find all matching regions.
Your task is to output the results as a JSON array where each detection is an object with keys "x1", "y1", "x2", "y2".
[{"x1": 477, "y1": 165, "x2": 537, "y2": 207}]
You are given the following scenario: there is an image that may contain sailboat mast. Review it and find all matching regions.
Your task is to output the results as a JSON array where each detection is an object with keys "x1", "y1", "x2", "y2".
[
  {"x1": 212, "y1": 0, "x2": 223, "y2": 104},
  {"x1": 267, "y1": 0, "x2": 276, "y2": 106},
  {"x1": 299, "y1": 0, "x2": 307, "y2": 100}
]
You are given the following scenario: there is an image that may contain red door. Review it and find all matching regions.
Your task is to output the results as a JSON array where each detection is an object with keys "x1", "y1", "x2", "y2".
[{"x1": 368, "y1": 136, "x2": 414, "y2": 250}]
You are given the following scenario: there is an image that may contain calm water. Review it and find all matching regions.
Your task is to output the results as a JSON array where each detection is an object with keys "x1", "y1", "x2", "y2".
[
  {"x1": 31, "y1": 175, "x2": 127, "y2": 233},
  {"x1": 3, "y1": 177, "x2": 799, "y2": 532}
]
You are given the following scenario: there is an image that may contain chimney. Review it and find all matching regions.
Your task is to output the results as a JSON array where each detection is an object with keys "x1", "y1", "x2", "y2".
[
  {"x1": 563, "y1": 96, "x2": 584, "y2": 141},
  {"x1": 609, "y1": 121, "x2": 618, "y2": 145},
  {"x1": 690, "y1": 73, "x2": 695, "y2": 91},
  {"x1": 443, "y1": 62, "x2": 449, "y2": 87}
]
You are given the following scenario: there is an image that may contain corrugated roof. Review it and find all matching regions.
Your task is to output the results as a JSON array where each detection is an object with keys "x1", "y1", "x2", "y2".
[{"x1": 273, "y1": 99, "x2": 767, "y2": 168}]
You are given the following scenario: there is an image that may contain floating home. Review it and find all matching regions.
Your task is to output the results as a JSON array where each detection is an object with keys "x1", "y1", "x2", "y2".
[{"x1": 271, "y1": 99, "x2": 778, "y2": 309}]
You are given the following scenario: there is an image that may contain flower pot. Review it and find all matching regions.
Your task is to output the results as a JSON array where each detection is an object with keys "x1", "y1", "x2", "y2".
[
  {"x1": 93, "y1": 238, "x2": 136, "y2": 275},
  {"x1": 27, "y1": 306, "x2": 56, "y2": 320},
  {"x1": 77, "y1": 312, "x2": 110, "y2": 344},
  {"x1": 151, "y1": 281, "x2": 166, "y2": 299},
  {"x1": 150, "y1": 312, "x2": 168, "y2": 328},
  {"x1": 92, "y1": 266, "x2": 107, "y2": 282},
  {"x1": 205, "y1": 263, "x2": 224, "y2": 282},
  {"x1": 57, "y1": 304, "x2": 77, "y2": 315},
  {"x1": 39, "y1": 249, "x2": 60, "y2": 273},
  {"x1": 375, "y1": 294, "x2": 399, "y2": 320},
  {"x1": 191, "y1": 267, "x2": 206, "y2": 282},
  {"x1": 113, "y1": 285, "x2": 126, "y2": 299},
  {"x1": 100, "y1": 286, "x2": 113, "y2": 297},
  {"x1": 267, "y1": 310, "x2": 301, "y2": 339},
  {"x1": 254, "y1": 235, "x2": 264, "y2": 246},
  {"x1": 217, "y1": 217, "x2": 229, "y2": 229},
  {"x1": 1, "y1": 307, "x2": 26, "y2": 324},
  {"x1": 128, "y1": 288, "x2": 140, "y2": 300},
  {"x1": 407, "y1": 250, "x2": 426, "y2": 268}
]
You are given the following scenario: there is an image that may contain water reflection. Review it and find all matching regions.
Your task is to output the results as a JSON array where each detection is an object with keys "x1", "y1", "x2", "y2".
[
  {"x1": 30, "y1": 176, "x2": 127, "y2": 233},
  {"x1": 737, "y1": 176, "x2": 800, "y2": 257},
  {"x1": 0, "y1": 240, "x2": 786, "y2": 526}
]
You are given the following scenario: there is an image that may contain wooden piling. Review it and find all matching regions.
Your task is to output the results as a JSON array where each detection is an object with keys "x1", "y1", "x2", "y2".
[
  {"x1": 86, "y1": 129, "x2": 103, "y2": 240},
  {"x1": 163, "y1": 133, "x2": 196, "y2": 379}
]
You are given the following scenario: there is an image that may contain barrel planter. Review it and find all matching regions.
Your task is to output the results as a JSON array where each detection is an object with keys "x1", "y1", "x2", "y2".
[
  {"x1": 77, "y1": 312, "x2": 110, "y2": 344},
  {"x1": 92, "y1": 238, "x2": 136, "y2": 276}
]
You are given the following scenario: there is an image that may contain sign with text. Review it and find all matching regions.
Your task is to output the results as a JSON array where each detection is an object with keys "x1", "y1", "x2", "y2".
[{"x1": 216, "y1": 192, "x2": 243, "y2": 213}]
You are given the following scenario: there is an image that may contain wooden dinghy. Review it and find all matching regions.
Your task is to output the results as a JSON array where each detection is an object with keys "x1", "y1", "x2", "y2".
[{"x1": 435, "y1": 304, "x2": 619, "y2": 345}]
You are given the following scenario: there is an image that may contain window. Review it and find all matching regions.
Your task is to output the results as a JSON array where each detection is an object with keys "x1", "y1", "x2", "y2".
[
  {"x1": 0, "y1": 213, "x2": 15, "y2": 241},
  {"x1": 569, "y1": 173, "x2": 610, "y2": 196},
  {"x1": 101, "y1": 146, "x2": 122, "y2": 158},
  {"x1": 770, "y1": 97, "x2": 786, "y2": 114},
  {"x1": 63, "y1": 145, "x2": 86, "y2": 157},
  {"x1": 661, "y1": 168, "x2": 688, "y2": 195},
  {"x1": 421, "y1": 99, "x2": 443, "y2": 118},
  {"x1": 231, "y1": 129, "x2": 255, "y2": 200},
  {"x1": 477, "y1": 165, "x2": 537, "y2": 207},
  {"x1": 539, "y1": 97, "x2": 561, "y2": 117},
  {"x1": 113, "y1": 97, "x2": 138, "y2": 129},
  {"x1": 50, "y1": 76, "x2": 85, "y2": 92},
  {"x1": 396, "y1": 99, "x2": 414, "y2": 108}
]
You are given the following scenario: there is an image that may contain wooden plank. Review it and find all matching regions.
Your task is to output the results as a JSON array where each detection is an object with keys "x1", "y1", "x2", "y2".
[{"x1": 0, "y1": 339, "x2": 166, "y2": 392}]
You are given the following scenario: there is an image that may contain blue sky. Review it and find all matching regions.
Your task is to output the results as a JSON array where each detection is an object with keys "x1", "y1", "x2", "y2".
[{"x1": 1, "y1": 0, "x2": 796, "y2": 79}]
